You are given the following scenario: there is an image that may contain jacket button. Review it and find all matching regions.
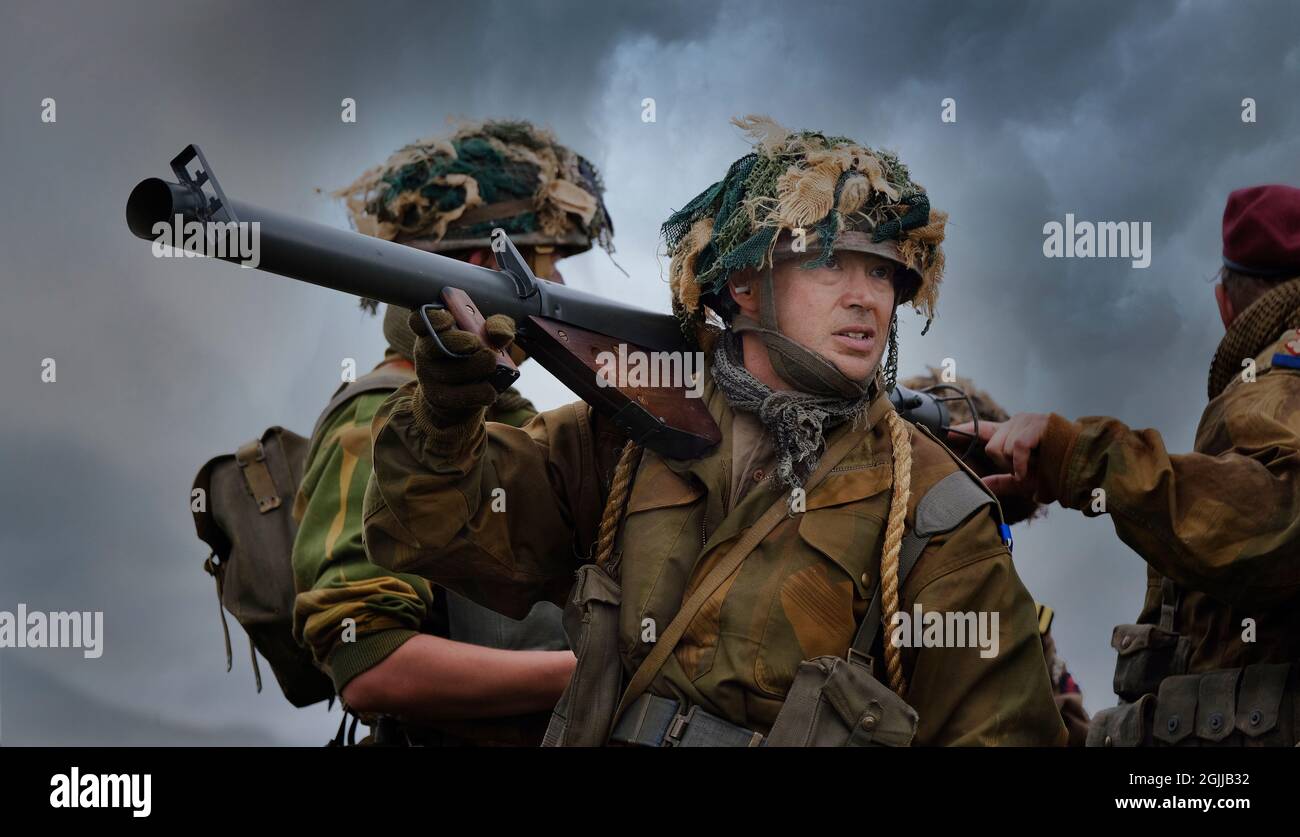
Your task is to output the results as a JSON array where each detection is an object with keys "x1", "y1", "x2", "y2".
[
  {"x1": 860, "y1": 572, "x2": 870, "y2": 586},
  {"x1": 1167, "y1": 716, "x2": 1179, "y2": 733},
  {"x1": 1250, "y1": 710, "x2": 1262, "y2": 726},
  {"x1": 1209, "y1": 713, "x2": 1223, "y2": 731},
  {"x1": 1119, "y1": 635, "x2": 1132, "y2": 649},
  {"x1": 860, "y1": 714, "x2": 877, "y2": 731},
  {"x1": 752, "y1": 468, "x2": 765, "y2": 482}
]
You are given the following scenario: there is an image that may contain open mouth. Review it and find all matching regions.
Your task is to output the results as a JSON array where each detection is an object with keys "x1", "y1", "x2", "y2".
[{"x1": 831, "y1": 325, "x2": 876, "y2": 354}]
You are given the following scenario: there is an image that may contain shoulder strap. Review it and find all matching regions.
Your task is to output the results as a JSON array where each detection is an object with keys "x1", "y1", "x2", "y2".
[
  {"x1": 849, "y1": 469, "x2": 999, "y2": 660},
  {"x1": 611, "y1": 423, "x2": 868, "y2": 727},
  {"x1": 1158, "y1": 576, "x2": 1180, "y2": 632},
  {"x1": 309, "y1": 363, "x2": 416, "y2": 443}
]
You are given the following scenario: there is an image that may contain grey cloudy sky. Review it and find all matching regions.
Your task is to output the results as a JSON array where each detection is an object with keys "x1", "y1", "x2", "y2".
[{"x1": 1, "y1": 0, "x2": 1297, "y2": 744}]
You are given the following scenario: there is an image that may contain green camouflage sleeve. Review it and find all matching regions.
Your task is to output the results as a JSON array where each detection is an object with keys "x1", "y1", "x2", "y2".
[
  {"x1": 1037, "y1": 338, "x2": 1300, "y2": 609},
  {"x1": 363, "y1": 385, "x2": 609, "y2": 621},
  {"x1": 291, "y1": 389, "x2": 438, "y2": 692}
]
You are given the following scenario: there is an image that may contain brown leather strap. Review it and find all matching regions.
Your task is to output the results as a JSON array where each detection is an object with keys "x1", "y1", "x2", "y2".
[
  {"x1": 235, "y1": 440, "x2": 281, "y2": 513},
  {"x1": 611, "y1": 420, "x2": 871, "y2": 726},
  {"x1": 203, "y1": 554, "x2": 233, "y2": 673}
]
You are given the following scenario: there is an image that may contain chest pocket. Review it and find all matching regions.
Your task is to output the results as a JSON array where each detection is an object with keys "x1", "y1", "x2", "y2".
[
  {"x1": 615, "y1": 455, "x2": 706, "y2": 664},
  {"x1": 797, "y1": 464, "x2": 893, "y2": 592},
  {"x1": 752, "y1": 464, "x2": 893, "y2": 697}
]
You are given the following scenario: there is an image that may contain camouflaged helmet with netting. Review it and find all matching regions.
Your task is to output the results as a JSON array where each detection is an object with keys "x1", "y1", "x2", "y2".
[
  {"x1": 338, "y1": 119, "x2": 614, "y2": 314},
  {"x1": 664, "y1": 115, "x2": 946, "y2": 339}
]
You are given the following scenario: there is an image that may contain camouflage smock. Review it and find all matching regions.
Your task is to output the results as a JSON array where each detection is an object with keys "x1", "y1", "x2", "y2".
[
  {"x1": 290, "y1": 357, "x2": 537, "y2": 691},
  {"x1": 1035, "y1": 327, "x2": 1300, "y2": 671},
  {"x1": 364, "y1": 372, "x2": 1066, "y2": 745}
]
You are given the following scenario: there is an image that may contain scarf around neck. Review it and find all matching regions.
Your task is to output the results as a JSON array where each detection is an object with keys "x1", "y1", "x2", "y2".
[
  {"x1": 1208, "y1": 277, "x2": 1300, "y2": 399},
  {"x1": 710, "y1": 330, "x2": 873, "y2": 490}
]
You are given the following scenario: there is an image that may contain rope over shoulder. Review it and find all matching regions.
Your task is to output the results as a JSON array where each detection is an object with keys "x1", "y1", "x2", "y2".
[
  {"x1": 880, "y1": 408, "x2": 913, "y2": 697},
  {"x1": 595, "y1": 441, "x2": 644, "y2": 572}
]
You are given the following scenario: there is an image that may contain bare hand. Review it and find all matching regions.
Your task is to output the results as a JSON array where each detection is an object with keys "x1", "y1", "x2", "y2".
[{"x1": 950, "y1": 413, "x2": 1055, "y2": 503}]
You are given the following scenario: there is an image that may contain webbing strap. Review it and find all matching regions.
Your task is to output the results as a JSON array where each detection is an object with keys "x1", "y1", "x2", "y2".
[
  {"x1": 1159, "y1": 577, "x2": 1180, "y2": 633},
  {"x1": 611, "y1": 418, "x2": 872, "y2": 727},
  {"x1": 235, "y1": 440, "x2": 281, "y2": 513},
  {"x1": 849, "y1": 470, "x2": 996, "y2": 659},
  {"x1": 611, "y1": 694, "x2": 764, "y2": 747},
  {"x1": 309, "y1": 363, "x2": 416, "y2": 443}
]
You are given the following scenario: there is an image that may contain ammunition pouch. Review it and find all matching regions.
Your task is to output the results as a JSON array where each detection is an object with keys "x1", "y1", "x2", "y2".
[
  {"x1": 542, "y1": 563, "x2": 624, "y2": 747},
  {"x1": 1091, "y1": 663, "x2": 1298, "y2": 747},
  {"x1": 1096, "y1": 576, "x2": 1299, "y2": 746},
  {"x1": 766, "y1": 655, "x2": 918, "y2": 747},
  {"x1": 1110, "y1": 623, "x2": 1191, "y2": 702},
  {"x1": 1087, "y1": 694, "x2": 1155, "y2": 747}
]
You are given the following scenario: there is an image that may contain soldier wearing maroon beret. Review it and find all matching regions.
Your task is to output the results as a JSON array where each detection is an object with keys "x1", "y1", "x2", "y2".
[{"x1": 956, "y1": 184, "x2": 1300, "y2": 746}]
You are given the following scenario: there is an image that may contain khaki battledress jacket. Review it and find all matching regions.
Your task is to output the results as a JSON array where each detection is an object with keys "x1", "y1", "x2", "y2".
[{"x1": 363, "y1": 372, "x2": 1066, "y2": 745}]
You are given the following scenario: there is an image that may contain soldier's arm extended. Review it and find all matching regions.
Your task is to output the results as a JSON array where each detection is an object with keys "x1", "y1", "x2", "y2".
[
  {"x1": 901, "y1": 507, "x2": 1068, "y2": 746},
  {"x1": 291, "y1": 390, "x2": 438, "y2": 691},
  {"x1": 1033, "y1": 361, "x2": 1300, "y2": 609},
  {"x1": 296, "y1": 383, "x2": 576, "y2": 720},
  {"x1": 363, "y1": 382, "x2": 605, "y2": 620}
]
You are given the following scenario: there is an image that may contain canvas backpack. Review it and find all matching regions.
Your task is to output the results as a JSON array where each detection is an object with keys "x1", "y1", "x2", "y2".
[{"x1": 190, "y1": 367, "x2": 414, "y2": 707}]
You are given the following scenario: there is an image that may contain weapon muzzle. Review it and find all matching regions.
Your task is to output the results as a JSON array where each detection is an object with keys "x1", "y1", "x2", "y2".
[{"x1": 126, "y1": 178, "x2": 203, "y2": 239}]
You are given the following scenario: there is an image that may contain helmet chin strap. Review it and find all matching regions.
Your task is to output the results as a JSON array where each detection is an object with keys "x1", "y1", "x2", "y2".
[{"x1": 729, "y1": 265, "x2": 874, "y2": 400}]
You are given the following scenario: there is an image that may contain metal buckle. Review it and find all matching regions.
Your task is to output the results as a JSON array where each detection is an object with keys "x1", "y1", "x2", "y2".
[
  {"x1": 663, "y1": 704, "x2": 697, "y2": 747},
  {"x1": 847, "y1": 647, "x2": 875, "y2": 669}
]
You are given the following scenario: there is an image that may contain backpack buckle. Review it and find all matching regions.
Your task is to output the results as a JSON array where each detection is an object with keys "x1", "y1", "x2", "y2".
[{"x1": 235, "y1": 439, "x2": 282, "y2": 513}]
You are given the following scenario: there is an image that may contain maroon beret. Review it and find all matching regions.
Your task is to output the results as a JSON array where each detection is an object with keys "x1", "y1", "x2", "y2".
[{"x1": 1222, "y1": 184, "x2": 1300, "y2": 278}]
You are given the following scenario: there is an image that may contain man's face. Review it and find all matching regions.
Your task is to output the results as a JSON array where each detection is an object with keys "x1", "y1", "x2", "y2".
[{"x1": 758, "y1": 251, "x2": 899, "y2": 384}]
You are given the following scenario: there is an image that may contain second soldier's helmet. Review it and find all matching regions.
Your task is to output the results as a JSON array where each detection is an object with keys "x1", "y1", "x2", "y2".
[{"x1": 337, "y1": 119, "x2": 614, "y2": 258}]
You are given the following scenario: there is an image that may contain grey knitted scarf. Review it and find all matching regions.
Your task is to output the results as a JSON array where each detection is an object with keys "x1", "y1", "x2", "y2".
[{"x1": 711, "y1": 330, "x2": 872, "y2": 490}]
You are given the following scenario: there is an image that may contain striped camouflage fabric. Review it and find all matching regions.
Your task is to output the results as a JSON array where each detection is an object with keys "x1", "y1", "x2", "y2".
[{"x1": 290, "y1": 357, "x2": 536, "y2": 691}]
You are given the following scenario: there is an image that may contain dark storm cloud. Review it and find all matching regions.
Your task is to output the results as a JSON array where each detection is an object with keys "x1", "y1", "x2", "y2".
[
  {"x1": 0, "y1": 0, "x2": 710, "y2": 744},
  {"x1": 1, "y1": 0, "x2": 1297, "y2": 740}
]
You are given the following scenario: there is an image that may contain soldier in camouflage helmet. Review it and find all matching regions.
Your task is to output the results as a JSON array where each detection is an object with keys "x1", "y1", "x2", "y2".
[
  {"x1": 291, "y1": 119, "x2": 612, "y2": 745},
  {"x1": 961, "y1": 185, "x2": 1300, "y2": 746},
  {"x1": 902, "y1": 367, "x2": 1089, "y2": 746},
  {"x1": 363, "y1": 116, "x2": 1065, "y2": 746}
]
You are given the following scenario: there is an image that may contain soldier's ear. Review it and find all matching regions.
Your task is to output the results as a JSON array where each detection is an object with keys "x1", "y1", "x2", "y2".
[
  {"x1": 1214, "y1": 282, "x2": 1235, "y2": 330},
  {"x1": 729, "y1": 270, "x2": 759, "y2": 316}
]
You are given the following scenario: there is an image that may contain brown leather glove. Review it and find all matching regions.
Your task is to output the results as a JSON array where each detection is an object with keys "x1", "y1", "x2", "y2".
[{"x1": 406, "y1": 307, "x2": 518, "y2": 432}]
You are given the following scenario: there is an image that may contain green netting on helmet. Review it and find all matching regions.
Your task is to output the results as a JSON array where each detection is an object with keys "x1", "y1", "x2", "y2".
[
  {"x1": 664, "y1": 116, "x2": 946, "y2": 331},
  {"x1": 337, "y1": 119, "x2": 614, "y2": 254}
]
